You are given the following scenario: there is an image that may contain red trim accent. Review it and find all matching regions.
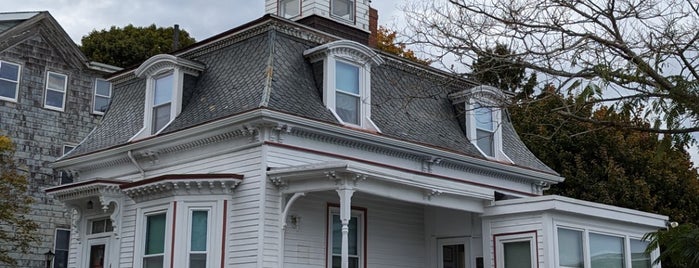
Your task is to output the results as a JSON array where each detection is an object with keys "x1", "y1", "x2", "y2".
[
  {"x1": 492, "y1": 230, "x2": 539, "y2": 268},
  {"x1": 170, "y1": 201, "x2": 177, "y2": 268},
  {"x1": 44, "y1": 179, "x2": 125, "y2": 193},
  {"x1": 120, "y1": 173, "x2": 243, "y2": 189},
  {"x1": 220, "y1": 200, "x2": 228, "y2": 268},
  {"x1": 326, "y1": 203, "x2": 368, "y2": 268},
  {"x1": 267, "y1": 142, "x2": 537, "y2": 197}
]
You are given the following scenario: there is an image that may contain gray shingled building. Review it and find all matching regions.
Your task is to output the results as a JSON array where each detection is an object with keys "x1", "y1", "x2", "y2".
[{"x1": 0, "y1": 11, "x2": 119, "y2": 267}]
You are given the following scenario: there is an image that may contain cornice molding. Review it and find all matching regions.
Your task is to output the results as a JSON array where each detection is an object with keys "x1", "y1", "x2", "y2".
[
  {"x1": 304, "y1": 39, "x2": 385, "y2": 66},
  {"x1": 46, "y1": 180, "x2": 125, "y2": 202},
  {"x1": 134, "y1": 54, "x2": 205, "y2": 78},
  {"x1": 121, "y1": 175, "x2": 243, "y2": 203}
]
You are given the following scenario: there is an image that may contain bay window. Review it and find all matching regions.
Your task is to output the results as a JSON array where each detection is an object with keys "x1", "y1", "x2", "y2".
[
  {"x1": 556, "y1": 228, "x2": 655, "y2": 268},
  {"x1": 144, "y1": 213, "x2": 167, "y2": 268},
  {"x1": 188, "y1": 210, "x2": 209, "y2": 268}
]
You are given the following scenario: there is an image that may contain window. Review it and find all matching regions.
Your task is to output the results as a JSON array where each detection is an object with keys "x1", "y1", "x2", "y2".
[
  {"x1": 589, "y1": 233, "x2": 624, "y2": 268},
  {"x1": 630, "y1": 239, "x2": 651, "y2": 268},
  {"x1": 558, "y1": 228, "x2": 583, "y2": 268},
  {"x1": 90, "y1": 218, "x2": 114, "y2": 235},
  {"x1": 93, "y1": 79, "x2": 112, "y2": 114},
  {"x1": 331, "y1": 0, "x2": 354, "y2": 21},
  {"x1": 152, "y1": 74, "x2": 174, "y2": 134},
  {"x1": 53, "y1": 229, "x2": 70, "y2": 268},
  {"x1": 335, "y1": 61, "x2": 360, "y2": 125},
  {"x1": 60, "y1": 145, "x2": 75, "y2": 184},
  {"x1": 494, "y1": 232, "x2": 536, "y2": 268},
  {"x1": 280, "y1": 0, "x2": 300, "y2": 18},
  {"x1": 304, "y1": 40, "x2": 384, "y2": 131},
  {"x1": 0, "y1": 60, "x2": 20, "y2": 102},
  {"x1": 188, "y1": 210, "x2": 209, "y2": 268},
  {"x1": 556, "y1": 228, "x2": 655, "y2": 268},
  {"x1": 328, "y1": 208, "x2": 364, "y2": 268},
  {"x1": 438, "y1": 238, "x2": 469, "y2": 268},
  {"x1": 144, "y1": 213, "x2": 167, "y2": 268},
  {"x1": 45, "y1": 72, "x2": 67, "y2": 111},
  {"x1": 474, "y1": 103, "x2": 495, "y2": 157}
]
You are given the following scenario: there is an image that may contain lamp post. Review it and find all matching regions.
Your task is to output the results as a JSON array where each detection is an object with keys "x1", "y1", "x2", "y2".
[{"x1": 44, "y1": 250, "x2": 55, "y2": 268}]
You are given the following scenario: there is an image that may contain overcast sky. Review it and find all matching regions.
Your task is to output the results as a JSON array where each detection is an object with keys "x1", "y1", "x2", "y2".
[{"x1": 3, "y1": 0, "x2": 409, "y2": 44}]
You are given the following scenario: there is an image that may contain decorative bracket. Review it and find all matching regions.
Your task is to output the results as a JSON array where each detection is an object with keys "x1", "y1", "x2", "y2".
[
  {"x1": 532, "y1": 181, "x2": 550, "y2": 195},
  {"x1": 242, "y1": 125, "x2": 260, "y2": 142},
  {"x1": 273, "y1": 124, "x2": 292, "y2": 143},
  {"x1": 142, "y1": 150, "x2": 160, "y2": 165},
  {"x1": 424, "y1": 189, "x2": 443, "y2": 200},
  {"x1": 421, "y1": 157, "x2": 442, "y2": 173},
  {"x1": 270, "y1": 176, "x2": 288, "y2": 190},
  {"x1": 65, "y1": 205, "x2": 83, "y2": 243}
]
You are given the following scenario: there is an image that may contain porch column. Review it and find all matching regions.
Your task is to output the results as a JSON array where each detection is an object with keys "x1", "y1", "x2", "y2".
[{"x1": 336, "y1": 184, "x2": 355, "y2": 268}]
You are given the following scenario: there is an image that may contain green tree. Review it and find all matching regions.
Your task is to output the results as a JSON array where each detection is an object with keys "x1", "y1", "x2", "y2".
[
  {"x1": 376, "y1": 26, "x2": 431, "y2": 65},
  {"x1": 81, "y1": 24, "x2": 196, "y2": 68},
  {"x1": 0, "y1": 136, "x2": 38, "y2": 266},
  {"x1": 645, "y1": 223, "x2": 699, "y2": 268}
]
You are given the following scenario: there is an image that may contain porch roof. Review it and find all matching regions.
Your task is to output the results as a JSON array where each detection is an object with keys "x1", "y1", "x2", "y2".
[{"x1": 268, "y1": 160, "x2": 494, "y2": 213}]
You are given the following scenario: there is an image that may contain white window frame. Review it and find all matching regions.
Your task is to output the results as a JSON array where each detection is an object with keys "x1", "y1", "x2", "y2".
[
  {"x1": 327, "y1": 207, "x2": 365, "y2": 268},
  {"x1": 330, "y1": 0, "x2": 355, "y2": 22},
  {"x1": 93, "y1": 78, "x2": 112, "y2": 114},
  {"x1": 466, "y1": 100, "x2": 509, "y2": 161},
  {"x1": 44, "y1": 71, "x2": 68, "y2": 111},
  {"x1": 554, "y1": 223, "x2": 659, "y2": 268},
  {"x1": 149, "y1": 71, "x2": 176, "y2": 134},
  {"x1": 279, "y1": 0, "x2": 301, "y2": 18},
  {"x1": 134, "y1": 204, "x2": 172, "y2": 268},
  {"x1": 186, "y1": 208, "x2": 211, "y2": 267},
  {"x1": 53, "y1": 228, "x2": 70, "y2": 268},
  {"x1": 0, "y1": 60, "x2": 21, "y2": 102},
  {"x1": 494, "y1": 232, "x2": 537, "y2": 268},
  {"x1": 83, "y1": 236, "x2": 110, "y2": 268},
  {"x1": 172, "y1": 200, "x2": 223, "y2": 268}
]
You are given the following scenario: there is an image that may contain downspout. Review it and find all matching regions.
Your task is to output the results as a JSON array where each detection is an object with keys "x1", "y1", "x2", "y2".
[{"x1": 127, "y1": 150, "x2": 145, "y2": 179}]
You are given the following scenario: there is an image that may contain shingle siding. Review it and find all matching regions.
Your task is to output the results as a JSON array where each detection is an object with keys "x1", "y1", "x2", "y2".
[{"x1": 0, "y1": 32, "x2": 105, "y2": 267}]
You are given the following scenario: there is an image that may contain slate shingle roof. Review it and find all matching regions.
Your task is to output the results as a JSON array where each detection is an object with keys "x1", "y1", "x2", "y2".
[{"x1": 67, "y1": 16, "x2": 556, "y2": 175}]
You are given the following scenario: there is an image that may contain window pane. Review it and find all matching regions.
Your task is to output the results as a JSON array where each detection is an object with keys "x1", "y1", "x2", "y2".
[
  {"x1": 191, "y1": 211, "x2": 208, "y2": 252},
  {"x1": 336, "y1": 61, "x2": 359, "y2": 94},
  {"x1": 94, "y1": 96, "x2": 110, "y2": 113},
  {"x1": 143, "y1": 256, "x2": 164, "y2": 268},
  {"x1": 0, "y1": 79, "x2": 17, "y2": 98},
  {"x1": 474, "y1": 104, "x2": 494, "y2": 131},
  {"x1": 54, "y1": 250, "x2": 69, "y2": 268},
  {"x1": 46, "y1": 89, "x2": 65, "y2": 108},
  {"x1": 48, "y1": 73, "x2": 66, "y2": 91},
  {"x1": 332, "y1": 0, "x2": 353, "y2": 20},
  {"x1": 331, "y1": 256, "x2": 359, "y2": 268},
  {"x1": 336, "y1": 92, "x2": 359, "y2": 124},
  {"x1": 152, "y1": 104, "x2": 171, "y2": 133},
  {"x1": 0, "y1": 62, "x2": 19, "y2": 81},
  {"x1": 443, "y1": 244, "x2": 466, "y2": 268},
  {"x1": 281, "y1": 0, "x2": 300, "y2": 17},
  {"x1": 590, "y1": 233, "x2": 624, "y2": 268},
  {"x1": 92, "y1": 220, "x2": 105, "y2": 234},
  {"x1": 503, "y1": 241, "x2": 532, "y2": 268},
  {"x1": 476, "y1": 129, "x2": 494, "y2": 156},
  {"x1": 89, "y1": 244, "x2": 105, "y2": 268},
  {"x1": 631, "y1": 239, "x2": 651, "y2": 268},
  {"x1": 558, "y1": 229, "x2": 583, "y2": 267},
  {"x1": 55, "y1": 230, "x2": 70, "y2": 249},
  {"x1": 145, "y1": 213, "x2": 166, "y2": 255},
  {"x1": 189, "y1": 253, "x2": 207, "y2": 268},
  {"x1": 95, "y1": 79, "x2": 111, "y2": 96},
  {"x1": 154, "y1": 75, "x2": 173, "y2": 105},
  {"x1": 54, "y1": 229, "x2": 70, "y2": 268},
  {"x1": 331, "y1": 214, "x2": 359, "y2": 255}
]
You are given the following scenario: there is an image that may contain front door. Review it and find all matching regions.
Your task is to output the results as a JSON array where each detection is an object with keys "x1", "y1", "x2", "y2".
[
  {"x1": 438, "y1": 238, "x2": 470, "y2": 268},
  {"x1": 85, "y1": 237, "x2": 109, "y2": 268}
]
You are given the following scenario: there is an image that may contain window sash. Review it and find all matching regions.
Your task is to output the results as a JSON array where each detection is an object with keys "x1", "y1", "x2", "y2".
[
  {"x1": 45, "y1": 72, "x2": 67, "y2": 109},
  {"x1": 557, "y1": 228, "x2": 584, "y2": 268},
  {"x1": 503, "y1": 241, "x2": 532, "y2": 268},
  {"x1": 589, "y1": 233, "x2": 624, "y2": 268},
  {"x1": 331, "y1": 0, "x2": 354, "y2": 21},
  {"x1": 152, "y1": 103, "x2": 172, "y2": 134},
  {"x1": 280, "y1": 0, "x2": 300, "y2": 18},
  {"x1": 0, "y1": 61, "x2": 20, "y2": 100},
  {"x1": 189, "y1": 210, "x2": 209, "y2": 263},
  {"x1": 328, "y1": 209, "x2": 363, "y2": 268},
  {"x1": 93, "y1": 79, "x2": 111, "y2": 113},
  {"x1": 53, "y1": 229, "x2": 70, "y2": 268},
  {"x1": 145, "y1": 213, "x2": 166, "y2": 256}
]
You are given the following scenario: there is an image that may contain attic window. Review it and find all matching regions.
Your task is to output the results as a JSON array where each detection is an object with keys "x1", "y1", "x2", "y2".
[
  {"x1": 448, "y1": 85, "x2": 512, "y2": 162},
  {"x1": 304, "y1": 40, "x2": 384, "y2": 131},
  {"x1": 132, "y1": 54, "x2": 204, "y2": 140}
]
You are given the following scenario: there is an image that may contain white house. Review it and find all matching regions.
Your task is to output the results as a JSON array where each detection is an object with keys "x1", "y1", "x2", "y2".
[{"x1": 45, "y1": 1, "x2": 667, "y2": 268}]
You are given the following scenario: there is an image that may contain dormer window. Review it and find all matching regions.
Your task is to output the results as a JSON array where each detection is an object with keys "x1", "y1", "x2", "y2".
[
  {"x1": 304, "y1": 40, "x2": 384, "y2": 131},
  {"x1": 279, "y1": 0, "x2": 301, "y2": 18},
  {"x1": 474, "y1": 103, "x2": 495, "y2": 157},
  {"x1": 132, "y1": 54, "x2": 204, "y2": 140},
  {"x1": 449, "y1": 85, "x2": 512, "y2": 162},
  {"x1": 331, "y1": 0, "x2": 354, "y2": 22}
]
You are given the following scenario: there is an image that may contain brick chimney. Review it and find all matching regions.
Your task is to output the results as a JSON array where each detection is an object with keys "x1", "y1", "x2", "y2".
[{"x1": 368, "y1": 7, "x2": 378, "y2": 48}]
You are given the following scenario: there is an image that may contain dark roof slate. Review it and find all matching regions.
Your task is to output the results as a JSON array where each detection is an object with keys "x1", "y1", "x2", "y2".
[{"x1": 67, "y1": 17, "x2": 556, "y2": 175}]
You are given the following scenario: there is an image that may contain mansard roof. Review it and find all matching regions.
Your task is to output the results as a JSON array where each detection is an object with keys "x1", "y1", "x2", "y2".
[{"x1": 61, "y1": 15, "x2": 556, "y2": 176}]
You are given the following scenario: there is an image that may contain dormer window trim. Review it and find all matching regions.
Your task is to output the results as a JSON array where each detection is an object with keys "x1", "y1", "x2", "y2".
[
  {"x1": 449, "y1": 85, "x2": 513, "y2": 163},
  {"x1": 131, "y1": 54, "x2": 204, "y2": 140},
  {"x1": 304, "y1": 40, "x2": 384, "y2": 132}
]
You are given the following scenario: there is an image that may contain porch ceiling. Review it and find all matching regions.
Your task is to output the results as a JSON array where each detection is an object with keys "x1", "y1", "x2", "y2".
[{"x1": 268, "y1": 160, "x2": 494, "y2": 213}]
